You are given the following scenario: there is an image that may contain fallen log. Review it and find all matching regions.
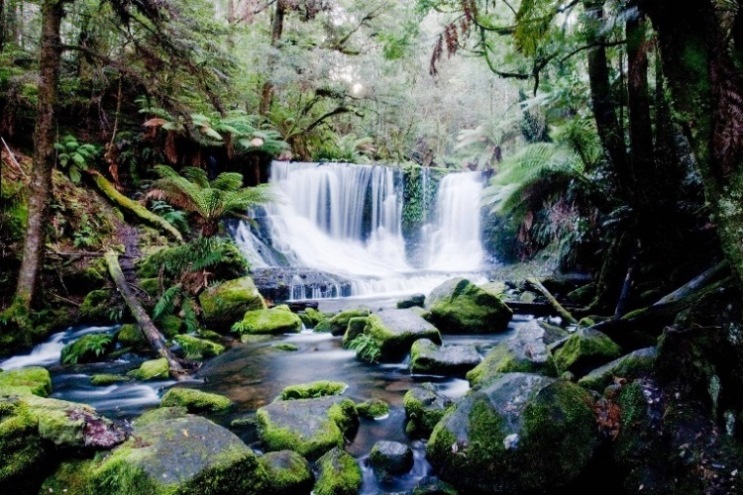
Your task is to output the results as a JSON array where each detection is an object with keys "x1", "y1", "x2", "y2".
[
  {"x1": 526, "y1": 277, "x2": 579, "y2": 325},
  {"x1": 104, "y1": 250, "x2": 187, "y2": 380}
]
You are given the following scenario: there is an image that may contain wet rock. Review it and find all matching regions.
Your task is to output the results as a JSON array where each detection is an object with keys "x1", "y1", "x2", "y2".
[
  {"x1": 116, "y1": 323, "x2": 147, "y2": 348},
  {"x1": 467, "y1": 320, "x2": 558, "y2": 387},
  {"x1": 259, "y1": 450, "x2": 314, "y2": 495},
  {"x1": 356, "y1": 398, "x2": 390, "y2": 419},
  {"x1": 90, "y1": 374, "x2": 130, "y2": 386},
  {"x1": 279, "y1": 380, "x2": 347, "y2": 400},
  {"x1": 256, "y1": 396, "x2": 358, "y2": 459},
  {"x1": 425, "y1": 278, "x2": 512, "y2": 334},
  {"x1": 412, "y1": 476, "x2": 459, "y2": 495},
  {"x1": 318, "y1": 307, "x2": 371, "y2": 336},
  {"x1": 133, "y1": 406, "x2": 188, "y2": 427},
  {"x1": 128, "y1": 357, "x2": 169, "y2": 381},
  {"x1": 554, "y1": 328, "x2": 622, "y2": 376},
  {"x1": 314, "y1": 447, "x2": 362, "y2": 495},
  {"x1": 252, "y1": 268, "x2": 353, "y2": 302},
  {"x1": 397, "y1": 293, "x2": 426, "y2": 309},
  {"x1": 199, "y1": 276, "x2": 267, "y2": 330},
  {"x1": 342, "y1": 317, "x2": 369, "y2": 347},
  {"x1": 173, "y1": 334, "x2": 225, "y2": 360},
  {"x1": 368, "y1": 440, "x2": 414, "y2": 477},
  {"x1": 233, "y1": 305, "x2": 303, "y2": 335},
  {"x1": 578, "y1": 347, "x2": 657, "y2": 392},
  {"x1": 410, "y1": 338, "x2": 481, "y2": 376},
  {"x1": 160, "y1": 387, "x2": 232, "y2": 413},
  {"x1": 403, "y1": 383, "x2": 454, "y2": 439},
  {"x1": 426, "y1": 373, "x2": 599, "y2": 493},
  {"x1": 298, "y1": 307, "x2": 328, "y2": 329},
  {"x1": 363, "y1": 309, "x2": 442, "y2": 362}
]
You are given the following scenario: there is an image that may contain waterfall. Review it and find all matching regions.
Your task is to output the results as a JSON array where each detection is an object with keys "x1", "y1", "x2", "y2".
[{"x1": 236, "y1": 161, "x2": 488, "y2": 300}]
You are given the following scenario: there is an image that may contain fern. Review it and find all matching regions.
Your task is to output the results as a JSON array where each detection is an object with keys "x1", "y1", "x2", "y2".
[
  {"x1": 181, "y1": 297, "x2": 200, "y2": 334},
  {"x1": 347, "y1": 334, "x2": 381, "y2": 363},
  {"x1": 153, "y1": 284, "x2": 183, "y2": 320}
]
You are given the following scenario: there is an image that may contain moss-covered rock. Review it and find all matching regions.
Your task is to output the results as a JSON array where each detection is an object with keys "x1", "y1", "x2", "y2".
[
  {"x1": 403, "y1": 383, "x2": 453, "y2": 439},
  {"x1": 298, "y1": 308, "x2": 328, "y2": 329},
  {"x1": 79, "y1": 415, "x2": 267, "y2": 495},
  {"x1": 256, "y1": 396, "x2": 358, "y2": 460},
  {"x1": 425, "y1": 278, "x2": 512, "y2": 334},
  {"x1": 116, "y1": 324, "x2": 147, "y2": 348},
  {"x1": 233, "y1": 306, "x2": 303, "y2": 335},
  {"x1": 173, "y1": 334, "x2": 225, "y2": 360},
  {"x1": 368, "y1": 440, "x2": 413, "y2": 478},
  {"x1": 578, "y1": 347, "x2": 657, "y2": 392},
  {"x1": 426, "y1": 373, "x2": 599, "y2": 493},
  {"x1": 554, "y1": 328, "x2": 622, "y2": 376},
  {"x1": 467, "y1": 320, "x2": 558, "y2": 387},
  {"x1": 412, "y1": 476, "x2": 459, "y2": 495},
  {"x1": 313, "y1": 447, "x2": 362, "y2": 495},
  {"x1": 0, "y1": 367, "x2": 52, "y2": 397},
  {"x1": 160, "y1": 388, "x2": 232, "y2": 413},
  {"x1": 199, "y1": 276, "x2": 267, "y2": 330},
  {"x1": 278, "y1": 381, "x2": 347, "y2": 401},
  {"x1": 397, "y1": 293, "x2": 426, "y2": 309},
  {"x1": 361, "y1": 310, "x2": 442, "y2": 362},
  {"x1": 341, "y1": 317, "x2": 369, "y2": 347},
  {"x1": 273, "y1": 342, "x2": 299, "y2": 352},
  {"x1": 60, "y1": 333, "x2": 114, "y2": 365},
  {"x1": 259, "y1": 450, "x2": 314, "y2": 495},
  {"x1": 128, "y1": 358, "x2": 169, "y2": 381},
  {"x1": 138, "y1": 277, "x2": 161, "y2": 298},
  {"x1": 157, "y1": 314, "x2": 183, "y2": 338},
  {"x1": 90, "y1": 374, "x2": 131, "y2": 386},
  {"x1": 356, "y1": 398, "x2": 390, "y2": 419},
  {"x1": 78, "y1": 289, "x2": 118, "y2": 324},
  {"x1": 410, "y1": 338, "x2": 481, "y2": 376},
  {"x1": 324, "y1": 308, "x2": 371, "y2": 336}
]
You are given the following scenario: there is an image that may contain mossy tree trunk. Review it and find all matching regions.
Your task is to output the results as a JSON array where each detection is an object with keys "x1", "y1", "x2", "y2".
[
  {"x1": 14, "y1": 0, "x2": 65, "y2": 310},
  {"x1": 641, "y1": 0, "x2": 743, "y2": 298}
]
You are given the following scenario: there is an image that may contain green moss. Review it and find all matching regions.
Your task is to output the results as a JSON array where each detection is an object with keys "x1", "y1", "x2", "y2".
[
  {"x1": 158, "y1": 315, "x2": 183, "y2": 338},
  {"x1": 298, "y1": 308, "x2": 329, "y2": 329},
  {"x1": 132, "y1": 407, "x2": 188, "y2": 428},
  {"x1": 314, "y1": 319, "x2": 332, "y2": 333},
  {"x1": 39, "y1": 458, "x2": 96, "y2": 495},
  {"x1": 259, "y1": 450, "x2": 313, "y2": 495},
  {"x1": 199, "y1": 277, "x2": 266, "y2": 329},
  {"x1": 61, "y1": 333, "x2": 114, "y2": 365},
  {"x1": 403, "y1": 384, "x2": 453, "y2": 438},
  {"x1": 426, "y1": 278, "x2": 513, "y2": 334},
  {"x1": 160, "y1": 388, "x2": 232, "y2": 413},
  {"x1": 0, "y1": 395, "x2": 46, "y2": 488},
  {"x1": 273, "y1": 343, "x2": 299, "y2": 352},
  {"x1": 128, "y1": 358, "x2": 169, "y2": 381},
  {"x1": 326, "y1": 308, "x2": 371, "y2": 336},
  {"x1": 78, "y1": 289, "x2": 119, "y2": 324},
  {"x1": 279, "y1": 381, "x2": 347, "y2": 401},
  {"x1": 117, "y1": 324, "x2": 146, "y2": 347},
  {"x1": 313, "y1": 447, "x2": 362, "y2": 495},
  {"x1": 232, "y1": 307, "x2": 302, "y2": 335},
  {"x1": 139, "y1": 278, "x2": 161, "y2": 298},
  {"x1": 467, "y1": 342, "x2": 557, "y2": 387},
  {"x1": 341, "y1": 317, "x2": 368, "y2": 347},
  {"x1": 577, "y1": 347, "x2": 656, "y2": 392},
  {"x1": 90, "y1": 374, "x2": 131, "y2": 386},
  {"x1": 356, "y1": 399, "x2": 389, "y2": 419},
  {"x1": 554, "y1": 329, "x2": 622, "y2": 376},
  {"x1": 0, "y1": 367, "x2": 52, "y2": 397},
  {"x1": 362, "y1": 313, "x2": 441, "y2": 361},
  {"x1": 173, "y1": 335, "x2": 225, "y2": 360}
]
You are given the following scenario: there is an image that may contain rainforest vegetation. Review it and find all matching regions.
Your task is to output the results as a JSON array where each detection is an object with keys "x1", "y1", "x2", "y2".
[{"x1": 1, "y1": 1, "x2": 743, "y2": 495}]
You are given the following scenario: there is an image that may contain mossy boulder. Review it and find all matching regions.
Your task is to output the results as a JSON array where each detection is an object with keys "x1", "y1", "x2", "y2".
[
  {"x1": 173, "y1": 334, "x2": 225, "y2": 360},
  {"x1": 368, "y1": 440, "x2": 413, "y2": 478},
  {"x1": 128, "y1": 358, "x2": 169, "y2": 381},
  {"x1": 78, "y1": 289, "x2": 118, "y2": 324},
  {"x1": 323, "y1": 307, "x2": 371, "y2": 336},
  {"x1": 341, "y1": 317, "x2": 369, "y2": 347},
  {"x1": 397, "y1": 293, "x2": 426, "y2": 309},
  {"x1": 278, "y1": 381, "x2": 347, "y2": 401},
  {"x1": 425, "y1": 278, "x2": 512, "y2": 334},
  {"x1": 298, "y1": 308, "x2": 328, "y2": 329},
  {"x1": 160, "y1": 387, "x2": 232, "y2": 413},
  {"x1": 578, "y1": 347, "x2": 657, "y2": 392},
  {"x1": 233, "y1": 306, "x2": 303, "y2": 335},
  {"x1": 410, "y1": 338, "x2": 481, "y2": 376},
  {"x1": 116, "y1": 324, "x2": 147, "y2": 348},
  {"x1": 356, "y1": 398, "x2": 390, "y2": 419},
  {"x1": 256, "y1": 396, "x2": 358, "y2": 460},
  {"x1": 199, "y1": 276, "x2": 267, "y2": 330},
  {"x1": 362, "y1": 309, "x2": 442, "y2": 362},
  {"x1": 426, "y1": 373, "x2": 599, "y2": 493},
  {"x1": 467, "y1": 320, "x2": 558, "y2": 387},
  {"x1": 157, "y1": 314, "x2": 183, "y2": 338},
  {"x1": 90, "y1": 374, "x2": 130, "y2": 386},
  {"x1": 0, "y1": 367, "x2": 52, "y2": 397},
  {"x1": 132, "y1": 406, "x2": 189, "y2": 428},
  {"x1": 259, "y1": 450, "x2": 314, "y2": 495},
  {"x1": 79, "y1": 415, "x2": 268, "y2": 495},
  {"x1": 554, "y1": 328, "x2": 622, "y2": 376},
  {"x1": 313, "y1": 447, "x2": 362, "y2": 495},
  {"x1": 403, "y1": 383, "x2": 454, "y2": 439},
  {"x1": 60, "y1": 333, "x2": 115, "y2": 365}
]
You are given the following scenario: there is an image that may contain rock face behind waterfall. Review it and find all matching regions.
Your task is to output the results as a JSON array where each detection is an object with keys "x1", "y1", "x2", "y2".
[
  {"x1": 426, "y1": 373, "x2": 599, "y2": 493},
  {"x1": 425, "y1": 278, "x2": 512, "y2": 333}
]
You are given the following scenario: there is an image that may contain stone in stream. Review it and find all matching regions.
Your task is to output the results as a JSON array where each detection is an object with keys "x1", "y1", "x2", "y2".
[
  {"x1": 160, "y1": 387, "x2": 233, "y2": 413},
  {"x1": 173, "y1": 334, "x2": 225, "y2": 360},
  {"x1": 368, "y1": 440, "x2": 414, "y2": 478},
  {"x1": 426, "y1": 373, "x2": 599, "y2": 494},
  {"x1": 313, "y1": 447, "x2": 362, "y2": 495},
  {"x1": 258, "y1": 450, "x2": 314, "y2": 495},
  {"x1": 356, "y1": 398, "x2": 390, "y2": 419},
  {"x1": 553, "y1": 328, "x2": 622, "y2": 377},
  {"x1": 424, "y1": 277, "x2": 512, "y2": 334},
  {"x1": 278, "y1": 380, "x2": 347, "y2": 400},
  {"x1": 361, "y1": 309, "x2": 442, "y2": 362},
  {"x1": 232, "y1": 305, "x2": 303, "y2": 335},
  {"x1": 409, "y1": 338, "x2": 481, "y2": 376},
  {"x1": 403, "y1": 382, "x2": 454, "y2": 439},
  {"x1": 199, "y1": 276, "x2": 267, "y2": 330},
  {"x1": 316, "y1": 307, "x2": 371, "y2": 335},
  {"x1": 577, "y1": 346, "x2": 657, "y2": 392},
  {"x1": 256, "y1": 396, "x2": 358, "y2": 459},
  {"x1": 127, "y1": 357, "x2": 169, "y2": 381}
]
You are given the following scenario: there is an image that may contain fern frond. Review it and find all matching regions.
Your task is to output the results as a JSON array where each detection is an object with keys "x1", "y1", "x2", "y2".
[{"x1": 154, "y1": 284, "x2": 183, "y2": 320}]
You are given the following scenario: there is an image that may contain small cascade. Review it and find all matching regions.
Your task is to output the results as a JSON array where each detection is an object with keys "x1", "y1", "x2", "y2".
[{"x1": 236, "y1": 161, "x2": 489, "y2": 300}]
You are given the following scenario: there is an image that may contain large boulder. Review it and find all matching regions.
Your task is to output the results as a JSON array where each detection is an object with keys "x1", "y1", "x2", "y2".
[
  {"x1": 74, "y1": 415, "x2": 267, "y2": 495},
  {"x1": 368, "y1": 440, "x2": 414, "y2": 478},
  {"x1": 425, "y1": 278, "x2": 512, "y2": 334},
  {"x1": 403, "y1": 383, "x2": 454, "y2": 439},
  {"x1": 410, "y1": 339, "x2": 481, "y2": 376},
  {"x1": 554, "y1": 328, "x2": 622, "y2": 376},
  {"x1": 199, "y1": 276, "x2": 267, "y2": 330},
  {"x1": 360, "y1": 309, "x2": 442, "y2": 362},
  {"x1": 259, "y1": 450, "x2": 314, "y2": 495},
  {"x1": 578, "y1": 347, "x2": 657, "y2": 392},
  {"x1": 426, "y1": 373, "x2": 599, "y2": 493},
  {"x1": 233, "y1": 306, "x2": 303, "y2": 335},
  {"x1": 313, "y1": 447, "x2": 362, "y2": 495},
  {"x1": 467, "y1": 320, "x2": 558, "y2": 387},
  {"x1": 256, "y1": 396, "x2": 358, "y2": 459}
]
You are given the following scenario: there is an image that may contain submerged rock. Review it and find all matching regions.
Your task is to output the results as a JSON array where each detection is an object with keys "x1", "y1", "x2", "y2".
[
  {"x1": 425, "y1": 278, "x2": 512, "y2": 334},
  {"x1": 314, "y1": 447, "x2": 362, "y2": 495},
  {"x1": 199, "y1": 276, "x2": 267, "y2": 329},
  {"x1": 233, "y1": 306, "x2": 303, "y2": 335},
  {"x1": 426, "y1": 373, "x2": 599, "y2": 493},
  {"x1": 578, "y1": 347, "x2": 657, "y2": 392},
  {"x1": 259, "y1": 450, "x2": 314, "y2": 495},
  {"x1": 403, "y1": 383, "x2": 454, "y2": 439},
  {"x1": 368, "y1": 440, "x2": 414, "y2": 478},
  {"x1": 410, "y1": 338, "x2": 481, "y2": 376},
  {"x1": 554, "y1": 328, "x2": 622, "y2": 376},
  {"x1": 160, "y1": 387, "x2": 232, "y2": 413},
  {"x1": 256, "y1": 396, "x2": 358, "y2": 459},
  {"x1": 363, "y1": 309, "x2": 442, "y2": 361},
  {"x1": 90, "y1": 374, "x2": 130, "y2": 386}
]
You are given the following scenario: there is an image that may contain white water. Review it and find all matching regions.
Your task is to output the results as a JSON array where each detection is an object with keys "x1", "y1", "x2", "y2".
[{"x1": 236, "y1": 161, "x2": 488, "y2": 298}]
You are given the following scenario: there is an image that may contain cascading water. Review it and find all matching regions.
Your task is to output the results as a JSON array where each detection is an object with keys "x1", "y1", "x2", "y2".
[{"x1": 235, "y1": 161, "x2": 489, "y2": 300}]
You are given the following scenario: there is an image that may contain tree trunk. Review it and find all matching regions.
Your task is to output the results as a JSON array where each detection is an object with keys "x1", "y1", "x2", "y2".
[
  {"x1": 0, "y1": 0, "x2": 6, "y2": 52},
  {"x1": 259, "y1": 0, "x2": 285, "y2": 115},
  {"x1": 641, "y1": 0, "x2": 743, "y2": 297},
  {"x1": 14, "y1": 0, "x2": 63, "y2": 309},
  {"x1": 104, "y1": 250, "x2": 187, "y2": 379}
]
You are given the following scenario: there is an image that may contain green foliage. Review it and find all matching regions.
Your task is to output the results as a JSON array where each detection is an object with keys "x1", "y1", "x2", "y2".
[
  {"x1": 312, "y1": 133, "x2": 375, "y2": 163},
  {"x1": 61, "y1": 333, "x2": 113, "y2": 365},
  {"x1": 148, "y1": 200, "x2": 190, "y2": 234},
  {"x1": 138, "y1": 237, "x2": 248, "y2": 282},
  {"x1": 153, "y1": 284, "x2": 183, "y2": 321},
  {"x1": 347, "y1": 333, "x2": 381, "y2": 363},
  {"x1": 54, "y1": 135, "x2": 100, "y2": 184}
]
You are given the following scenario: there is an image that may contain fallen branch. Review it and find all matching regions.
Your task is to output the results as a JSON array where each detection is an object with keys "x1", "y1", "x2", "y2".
[
  {"x1": 90, "y1": 171, "x2": 184, "y2": 243},
  {"x1": 1, "y1": 137, "x2": 28, "y2": 179},
  {"x1": 653, "y1": 261, "x2": 728, "y2": 306},
  {"x1": 104, "y1": 249, "x2": 187, "y2": 380},
  {"x1": 526, "y1": 277, "x2": 578, "y2": 325}
]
